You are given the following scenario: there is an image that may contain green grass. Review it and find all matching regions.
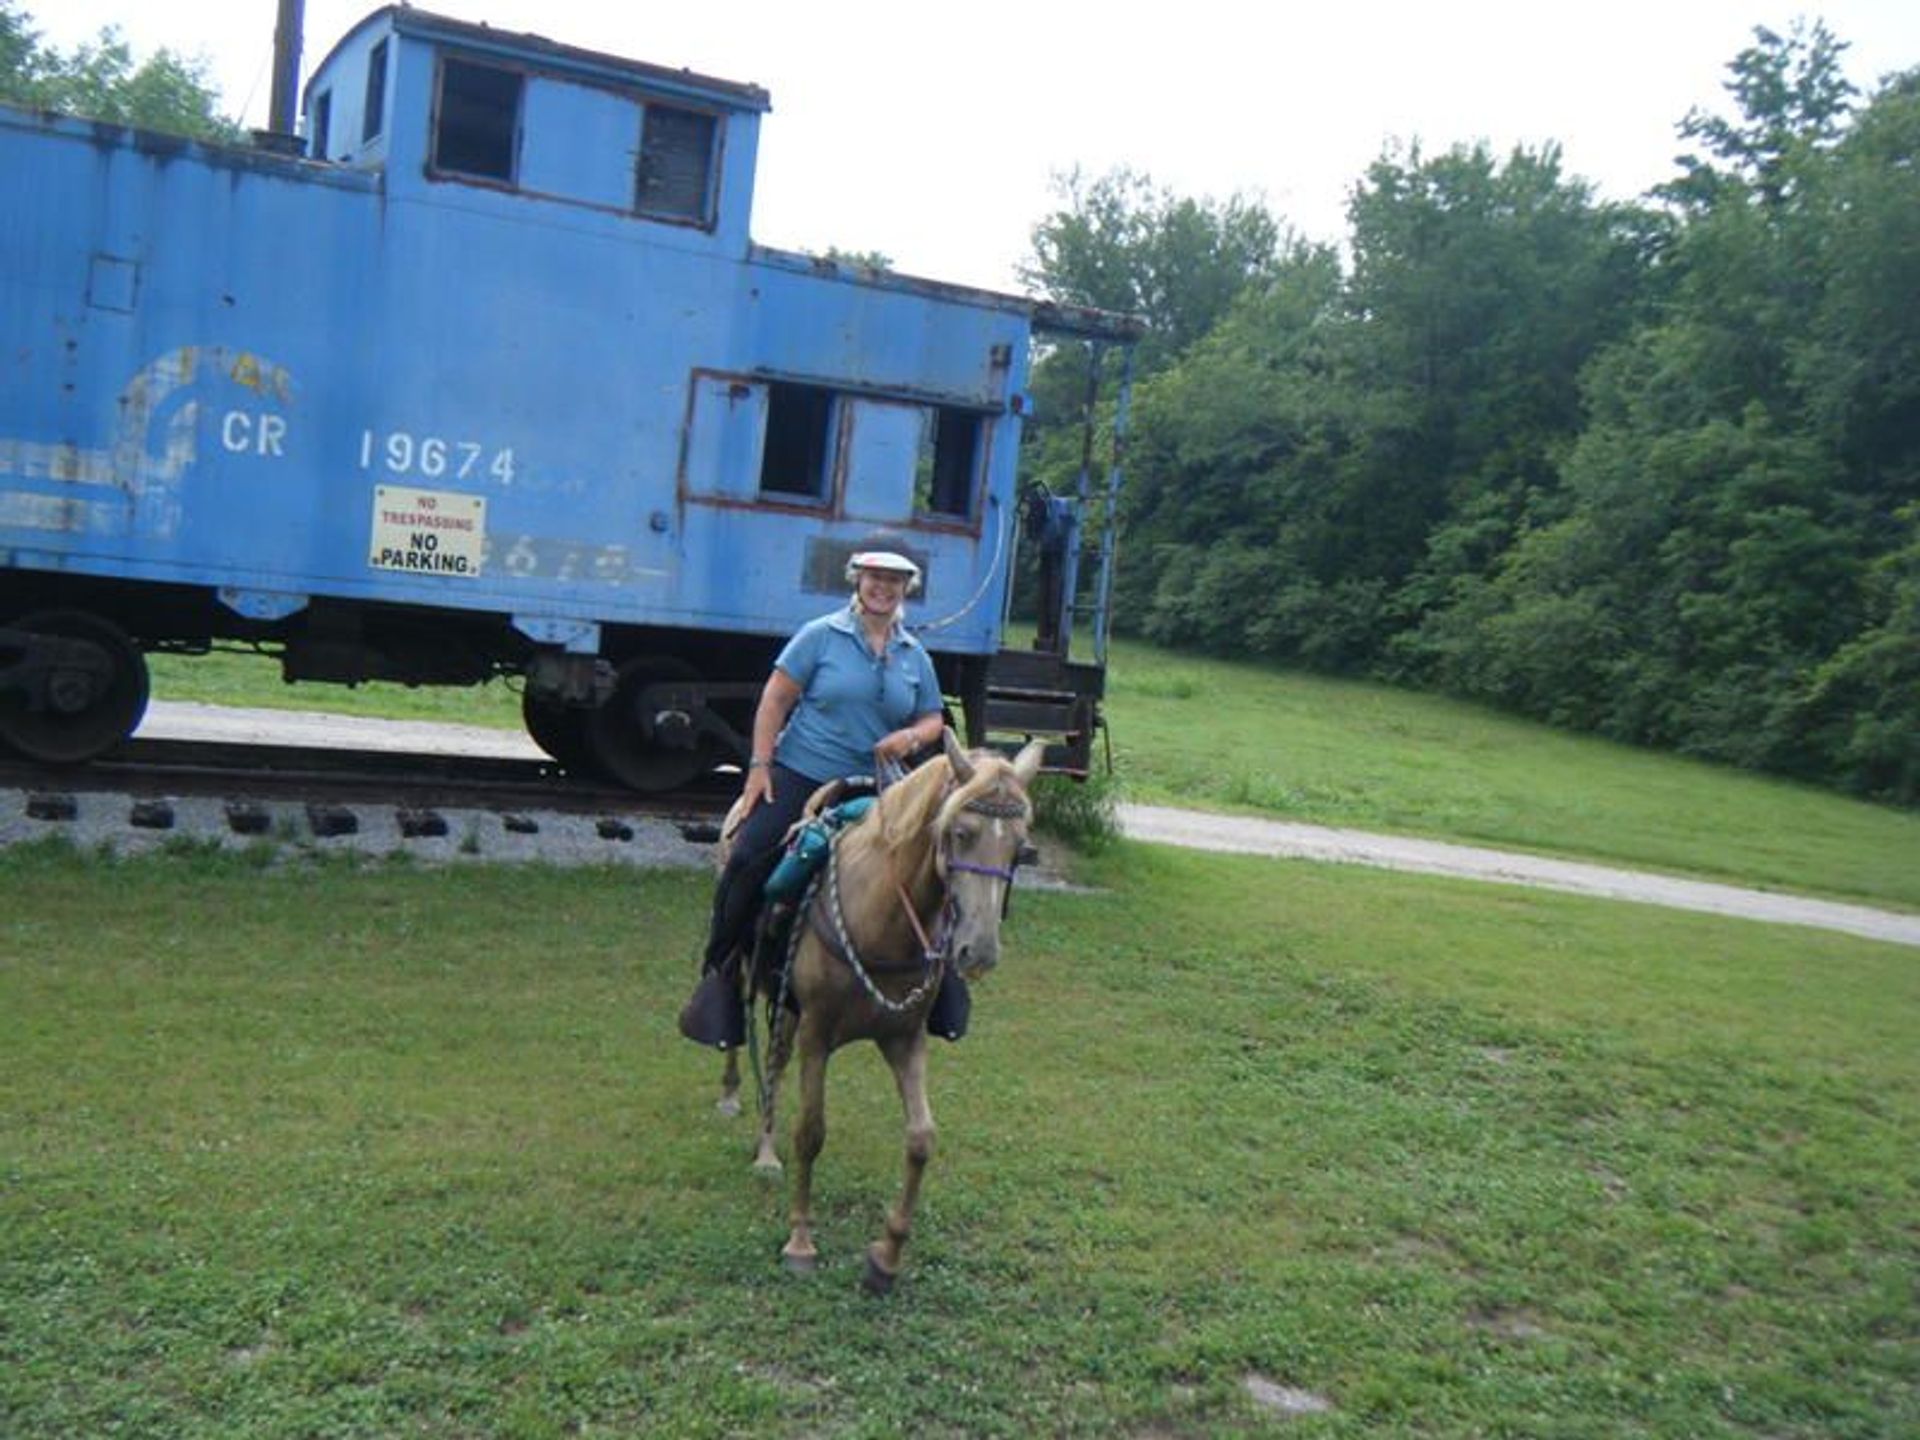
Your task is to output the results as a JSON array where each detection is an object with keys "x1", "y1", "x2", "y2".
[
  {"x1": 147, "y1": 649, "x2": 525, "y2": 729},
  {"x1": 147, "y1": 641, "x2": 1920, "y2": 910},
  {"x1": 1102, "y1": 640, "x2": 1920, "y2": 912},
  {"x1": 4, "y1": 841, "x2": 1915, "y2": 1437}
]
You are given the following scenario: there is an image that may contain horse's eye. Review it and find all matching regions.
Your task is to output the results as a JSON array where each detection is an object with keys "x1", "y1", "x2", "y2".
[{"x1": 954, "y1": 829, "x2": 975, "y2": 849}]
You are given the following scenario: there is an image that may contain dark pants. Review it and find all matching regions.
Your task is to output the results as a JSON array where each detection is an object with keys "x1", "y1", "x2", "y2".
[{"x1": 702, "y1": 763, "x2": 820, "y2": 973}]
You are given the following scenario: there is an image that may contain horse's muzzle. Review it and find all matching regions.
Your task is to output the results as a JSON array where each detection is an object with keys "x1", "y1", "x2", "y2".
[{"x1": 952, "y1": 942, "x2": 998, "y2": 981}]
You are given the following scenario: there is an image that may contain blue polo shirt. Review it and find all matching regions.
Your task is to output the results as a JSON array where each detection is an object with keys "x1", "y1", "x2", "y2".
[{"x1": 773, "y1": 606, "x2": 944, "y2": 782}]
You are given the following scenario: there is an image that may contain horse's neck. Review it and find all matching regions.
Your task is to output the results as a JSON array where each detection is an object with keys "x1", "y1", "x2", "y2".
[
  {"x1": 842, "y1": 805, "x2": 943, "y2": 954},
  {"x1": 893, "y1": 832, "x2": 942, "y2": 912}
]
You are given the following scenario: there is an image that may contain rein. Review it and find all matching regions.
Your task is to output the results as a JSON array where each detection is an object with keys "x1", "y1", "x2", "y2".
[
  {"x1": 748, "y1": 758, "x2": 1028, "y2": 1124},
  {"x1": 818, "y1": 841, "x2": 943, "y2": 1013},
  {"x1": 806, "y1": 777, "x2": 1024, "y2": 1014}
]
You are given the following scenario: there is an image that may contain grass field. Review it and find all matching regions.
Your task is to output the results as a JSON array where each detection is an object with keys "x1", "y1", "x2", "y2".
[
  {"x1": 147, "y1": 643, "x2": 1920, "y2": 911},
  {"x1": 3, "y1": 839, "x2": 1915, "y2": 1437},
  {"x1": 147, "y1": 649, "x2": 522, "y2": 730},
  {"x1": 1101, "y1": 641, "x2": 1920, "y2": 913}
]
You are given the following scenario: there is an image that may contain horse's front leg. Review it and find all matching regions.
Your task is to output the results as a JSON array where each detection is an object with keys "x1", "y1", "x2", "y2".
[
  {"x1": 782, "y1": 1020, "x2": 830, "y2": 1272},
  {"x1": 752, "y1": 1006, "x2": 796, "y2": 1174},
  {"x1": 717, "y1": 1045, "x2": 742, "y2": 1117},
  {"x1": 864, "y1": 1031, "x2": 935, "y2": 1296},
  {"x1": 713, "y1": 964, "x2": 751, "y2": 1116}
]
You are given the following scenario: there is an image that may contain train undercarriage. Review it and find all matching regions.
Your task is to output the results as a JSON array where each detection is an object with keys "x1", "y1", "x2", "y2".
[{"x1": 0, "y1": 580, "x2": 1102, "y2": 789}]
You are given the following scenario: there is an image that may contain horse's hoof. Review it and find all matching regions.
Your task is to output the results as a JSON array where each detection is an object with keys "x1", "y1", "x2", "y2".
[
  {"x1": 715, "y1": 1093, "x2": 742, "y2": 1118},
  {"x1": 752, "y1": 1153, "x2": 784, "y2": 1176},
  {"x1": 781, "y1": 1247, "x2": 818, "y2": 1275},
  {"x1": 861, "y1": 1249, "x2": 897, "y2": 1297}
]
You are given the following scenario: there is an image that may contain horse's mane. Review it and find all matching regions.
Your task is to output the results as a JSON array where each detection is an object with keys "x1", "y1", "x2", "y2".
[{"x1": 842, "y1": 746, "x2": 1033, "y2": 870}]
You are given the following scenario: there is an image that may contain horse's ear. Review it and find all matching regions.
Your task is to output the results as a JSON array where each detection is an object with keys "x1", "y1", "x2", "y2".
[
  {"x1": 1010, "y1": 738, "x2": 1046, "y2": 786},
  {"x1": 943, "y1": 727, "x2": 976, "y2": 784}
]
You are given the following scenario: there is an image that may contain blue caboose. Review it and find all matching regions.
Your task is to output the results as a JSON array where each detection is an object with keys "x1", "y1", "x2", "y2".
[
  {"x1": 0, "y1": 6, "x2": 1139, "y2": 787},
  {"x1": 0, "y1": 5, "x2": 1136, "y2": 791}
]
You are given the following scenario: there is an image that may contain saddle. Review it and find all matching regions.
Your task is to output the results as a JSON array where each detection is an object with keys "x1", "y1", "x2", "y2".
[
  {"x1": 744, "y1": 775, "x2": 968, "y2": 1040},
  {"x1": 742, "y1": 778, "x2": 878, "y2": 995}
]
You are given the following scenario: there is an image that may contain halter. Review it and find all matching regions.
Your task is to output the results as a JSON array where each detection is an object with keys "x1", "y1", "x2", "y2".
[
  {"x1": 938, "y1": 792, "x2": 1025, "y2": 919},
  {"x1": 807, "y1": 781, "x2": 1025, "y2": 1012},
  {"x1": 752, "y1": 767, "x2": 1026, "y2": 1124}
]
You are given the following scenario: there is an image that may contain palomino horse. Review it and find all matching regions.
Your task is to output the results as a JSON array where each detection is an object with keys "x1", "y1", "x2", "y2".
[{"x1": 713, "y1": 729, "x2": 1044, "y2": 1294}]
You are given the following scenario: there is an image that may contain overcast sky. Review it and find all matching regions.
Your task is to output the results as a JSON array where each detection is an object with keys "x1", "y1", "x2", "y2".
[{"x1": 27, "y1": 1, "x2": 1920, "y2": 293}]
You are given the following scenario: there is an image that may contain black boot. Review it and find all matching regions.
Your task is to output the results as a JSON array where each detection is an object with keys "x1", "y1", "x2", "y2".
[
  {"x1": 926, "y1": 969, "x2": 970, "y2": 1042},
  {"x1": 678, "y1": 965, "x2": 745, "y2": 1050}
]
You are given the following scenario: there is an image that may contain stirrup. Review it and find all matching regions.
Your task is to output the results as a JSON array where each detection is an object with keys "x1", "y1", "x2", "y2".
[
  {"x1": 927, "y1": 970, "x2": 970, "y2": 1042},
  {"x1": 678, "y1": 966, "x2": 745, "y2": 1050}
]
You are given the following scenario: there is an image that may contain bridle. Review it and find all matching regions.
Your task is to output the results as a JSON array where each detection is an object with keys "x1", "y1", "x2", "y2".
[
  {"x1": 939, "y1": 791, "x2": 1026, "y2": 919},
  {"x1": 750, "y1": 766, "x2": 1027, "y2": 1124},
  {"x1": 805, "y1": 780, "x2": 1026, "y2": 1015}
]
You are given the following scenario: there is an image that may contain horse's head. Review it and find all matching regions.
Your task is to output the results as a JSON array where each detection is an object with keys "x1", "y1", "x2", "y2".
[{"x1": 930, "y1": 730, "x2": 1044, "y2": 979}]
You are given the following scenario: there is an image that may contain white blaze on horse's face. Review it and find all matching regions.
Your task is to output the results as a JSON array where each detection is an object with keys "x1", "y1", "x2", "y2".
[
  {"x1": 937, "y1": 738, "x2": 1044, "y2": 980},
  {"x1": 942, "y1": 809, "x2": 1015, "y2": 977}
]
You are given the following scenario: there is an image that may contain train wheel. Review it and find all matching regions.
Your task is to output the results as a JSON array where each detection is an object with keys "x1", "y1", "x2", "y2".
[
  {"x1": 521, "y1": 690, "x2": 598, "y2": 775},
  {"x1": 0, "y1": 610, "x2": 151, "y2": 764},
  {"x1": 586, "y1": 655, "x2": 712, "y2": 792}
]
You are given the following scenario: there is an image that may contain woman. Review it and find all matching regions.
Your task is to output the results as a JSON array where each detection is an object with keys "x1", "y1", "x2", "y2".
[{"x1": 679, "y1": 548, "x2": 946, "y2": 1048}]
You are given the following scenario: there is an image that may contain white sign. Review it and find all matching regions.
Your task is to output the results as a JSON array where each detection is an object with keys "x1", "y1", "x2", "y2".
[{"x1": 369, "y1": 486, "x2": 487, "y2": 576}]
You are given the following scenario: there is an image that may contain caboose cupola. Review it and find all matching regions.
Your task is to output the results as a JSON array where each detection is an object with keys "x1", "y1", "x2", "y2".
[{"x1": 300, "y1": 6, "x2": 769, "y2": 254}]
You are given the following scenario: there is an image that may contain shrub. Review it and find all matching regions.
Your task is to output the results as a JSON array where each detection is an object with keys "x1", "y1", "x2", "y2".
[{"x1": 1029, "y1": 768, "x2": 1120, "y2": 852}]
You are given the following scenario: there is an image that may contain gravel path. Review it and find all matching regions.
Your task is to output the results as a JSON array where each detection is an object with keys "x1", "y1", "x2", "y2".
[
  {"x1": 139, "y1": 700, "x2": 550, "y2": 760},
  {"x1": 1120, "y1": 803, "x2": 1920, "y2": 949},
  {"x1": 15, "y1": 702, "x2": 1912, "y2": 949}
]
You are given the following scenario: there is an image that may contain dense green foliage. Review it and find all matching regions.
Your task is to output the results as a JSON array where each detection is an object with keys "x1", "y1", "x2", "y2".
[
  {"x1": 0, "y1": 1, "x2": 237, "y2": 140},
  {"x1": 1025, "y1": 24, "x2": 1920, "y2": 803},
  {"x1": 4, "y1": 842, "x2": 1915, "y2": 1436},
  {"x1": 1020, "y1": 166, "x2": 1287, "y2": 379}
]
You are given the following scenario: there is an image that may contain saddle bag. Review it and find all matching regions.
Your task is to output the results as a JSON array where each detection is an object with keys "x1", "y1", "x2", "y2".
[
  {"x1": 751, "y1": 796, "x2": 876, "y2": 997},
  {"x1": 763, "y1": 796, "x2": 875, "y2": 904}
]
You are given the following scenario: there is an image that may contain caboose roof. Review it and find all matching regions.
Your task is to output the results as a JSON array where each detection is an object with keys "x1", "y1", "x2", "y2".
[{"x1": 309, "y1": 5, "x2": 773, "y2": 115}]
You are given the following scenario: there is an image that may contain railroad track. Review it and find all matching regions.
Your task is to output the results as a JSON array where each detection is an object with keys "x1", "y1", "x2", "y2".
[{"x1": 0, "y1": 737, "x2": 735, "y2": 854}]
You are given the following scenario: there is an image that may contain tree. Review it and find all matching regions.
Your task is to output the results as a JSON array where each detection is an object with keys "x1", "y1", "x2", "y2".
[
  {"x1": 1027, "y1": 20, "x2": 1914, "y2": 803},
  {"x1": 1113, "y1": 139, "x2": 1641, "y2": 672},
  {"x1": 1010, "y1": 169, "x2": 1288, "y2": 641},
  {"x1": 0, "y1": 3, "x2": 35, "y2": 87},
  {"x1": 1416, "y1": 31, "x2": 1919, "y2": 796},
  {"x1": 1793, "y1": 69, "x2": 1920, "y2": 502},
  {"x1": 1021, "y1": 167, "x2": 1284, "y2": 377},
  {"x1": 1663, "y1": 20, "x2": 1856, "y2": 213},
  {"x1": 1343, "y1": 141, "x2": 1649, "y2": 631},
  {"x1": 1115, "y1": 244, "x2": 1356, "y2": 656},
  {"x1": 815, "y1": 247, "x2": 893, "y2": 272},
  {"x1": 1804, "y1": 506, "x2": 1920, "y2": 800},
  {"x1": 0, "y1": 1, "x2": 237, "y2": 142}
]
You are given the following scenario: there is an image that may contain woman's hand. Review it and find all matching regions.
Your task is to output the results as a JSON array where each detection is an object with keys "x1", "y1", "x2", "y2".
[
  {"x1": 875, "y1": 717, "x2": 943, "y2": 765},
  {"x1": 873, "y1": 728, "x2": 918, "y2": 765},
  {"x1": 740, "y1": 670, "x2": 801, "y2": 812},
  {"x1": 741, "y1": 763, "x2": 774, "y2": 811}
]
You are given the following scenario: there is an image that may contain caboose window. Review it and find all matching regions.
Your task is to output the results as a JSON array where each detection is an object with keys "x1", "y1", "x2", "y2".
[
  {"x1": 362, "y1": 40, "x2": 387, "y2": 143},
  {"x1": 916, "y1": 408, "x2": 981, "y2": 519},
  {"x1": 760, "y1": 383, "x2": 834, "y2": 501},
  {"x1": 309, "y1": 89, "x2": 332, "y2": 159},
  {"x1": 635, "y1": 104, "x2": 717, "y2": 223},
  {"x1": 434, "y1": 60, "x2": 523, "y2": 183}
]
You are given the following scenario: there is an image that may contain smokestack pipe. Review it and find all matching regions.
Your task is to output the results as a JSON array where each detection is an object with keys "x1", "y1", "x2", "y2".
[{"x1": 268, "y1": 0, "x2": 305, "y2": 138}]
